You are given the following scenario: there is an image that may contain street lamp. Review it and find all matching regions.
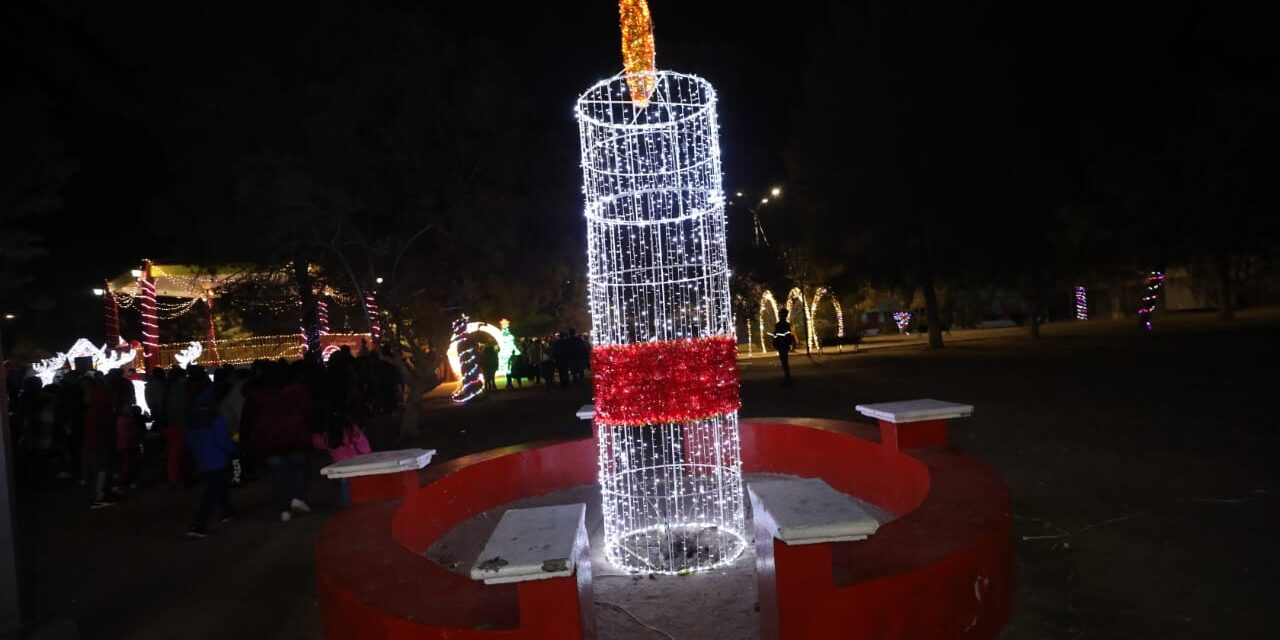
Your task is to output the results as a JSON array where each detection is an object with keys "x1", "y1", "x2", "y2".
[
  {"x1": 92, "y1": 288, "x2": 105, "y2": 297},
  {"x1": 2, "y1": 315, "x2": 12, "y2": 320},
  {"x1": 375, "y1": 277, "x2": 384, "y2": 285},
  {"x1": 130, "y1": 269, "x2": 143, "y2": 278},
  {"x1": 770, "y1": 187, "x2": 782, "y2": 197}
]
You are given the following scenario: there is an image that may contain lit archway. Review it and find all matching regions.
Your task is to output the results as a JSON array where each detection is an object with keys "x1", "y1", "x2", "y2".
[
  {"x1": 784, "y1": 287, "x2": 810, "y2": 350},
  {"x1": 757, "y1": 290, "x2": 780, "y2": 353},
  {"x1": 446, "y1": 321, "x2": 505, "y2": 378},
  {"x1": 807, "y1": 287, "x2": 845, "y2": 351}
]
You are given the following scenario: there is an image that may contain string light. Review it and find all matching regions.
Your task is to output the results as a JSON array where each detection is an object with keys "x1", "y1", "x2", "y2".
[
  {"x1": 29, "y1": 339, "x2": 137, "y2": 386},
  {"x1": 758, "y1": 290, "x2": 780, "y2": 353},
  {"x1": 1075, "y1": 286, "x2": 1088, "y2": 321},
  {"x1": 446, "y1": 321, "x2": 505, "y2": 378},
  {"x1": 139, "y1": 262, "x2": 159, "y2": 369},
  {"x1": 1138, "y1": 271, "x2": 1165, "y2": 331},
  {"x1": 784, "y1": 287, "x2": 810, "y2": 349},
  {"x1": 449, "y1": 315, "x2": 485, "y2": 403},
  {"x1": 497, "y1": 318, "x2": 521, "y2": 377},
  {"x1": 317, "y1": 297, "x2": 331, "y2": 336},
  {"x1": 364, "y1": 289, "x2": 382, "y2": 344},
  {"x1": 173, "y1": 341, "x2": 203, "y2": 369},
  {"x1": 894, "y1": 311, "x2": 912, "y2": 334},
  {"x1": 32, "y1": 354, "x2": 66, "y2": 386},
  {"x1": 807, "y1": 287, "x2": 845, "y2": 351},
  {"x1": 755, "y1": 288, "x2": 844, "y2": 352},
  {"x1": 578, "y1": 30, "x2": 746, "y2": 574}
]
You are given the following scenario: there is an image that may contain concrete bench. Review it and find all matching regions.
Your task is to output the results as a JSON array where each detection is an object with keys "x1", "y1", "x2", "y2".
[
  {"x1": 471, "y1": 504, "x2": 596, "y2": 638},
  {"x1": 320, "y1": 448, "x2": 436, "y2": 505},
  {"x1": 855, "y1": 398, "x2": 973, "y2": 451},
  {"x1": 749, "y1": 478, "x2": 880, "y2": 640}
]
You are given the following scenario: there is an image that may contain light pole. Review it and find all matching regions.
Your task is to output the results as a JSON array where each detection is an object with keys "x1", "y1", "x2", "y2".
[
  {"x1": 0, "y1": 312, "x2": 20, "y2": 633},
  {"x1": 727, "y1": 186, "x2": 782, "y2": 247}
]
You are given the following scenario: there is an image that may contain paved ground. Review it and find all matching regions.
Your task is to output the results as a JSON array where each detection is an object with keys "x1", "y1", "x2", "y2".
[{"x1": 12, "y1": 308, "x2": 1280, "y2": 639}]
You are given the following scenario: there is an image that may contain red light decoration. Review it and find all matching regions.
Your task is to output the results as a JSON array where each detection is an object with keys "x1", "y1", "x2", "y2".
[
  {"x1": 139, "y1": 261, "x2": 159, "y2": 369},
  {"x1": 591, "y1": 335, "x2": 741, "y2": 426}
]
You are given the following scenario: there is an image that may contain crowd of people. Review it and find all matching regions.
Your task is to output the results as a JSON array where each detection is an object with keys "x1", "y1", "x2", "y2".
[
  {"x1": 1, "y1": 325, "x2": 598, "y2": 535},
  {"x1": 473, "y1": 328, "x2": 592, "y2": 393},
  {"x1": 4, "y1": 346, "x2": 401, "y2": 537}
]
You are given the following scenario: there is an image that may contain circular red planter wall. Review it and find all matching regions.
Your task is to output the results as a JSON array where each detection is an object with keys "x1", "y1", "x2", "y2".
[{"x1": 315, "y1": 418, "x2": 1012, "y2": 639}]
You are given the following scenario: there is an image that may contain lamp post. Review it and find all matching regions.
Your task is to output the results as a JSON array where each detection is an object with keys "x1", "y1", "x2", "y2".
[
  {"x1": 727, "y1": 186, "x2": 782, "y2": 247},
  {"x1": 0, "y1": 312, "x2": 20, "y2": 632}
]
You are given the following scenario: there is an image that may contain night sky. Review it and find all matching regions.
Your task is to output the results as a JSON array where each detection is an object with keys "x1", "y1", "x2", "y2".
[{"x1": 3, "y1": 0, "x2": 1277, "y2": 348}]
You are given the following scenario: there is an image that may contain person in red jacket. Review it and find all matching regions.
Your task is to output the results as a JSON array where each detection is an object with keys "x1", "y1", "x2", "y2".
[
  {"x1": 243, "y1": 361, "x2": 314, "y2": 522},
  {"x1": 83, "y1": 376, "x2": 119, "y2": 508}
]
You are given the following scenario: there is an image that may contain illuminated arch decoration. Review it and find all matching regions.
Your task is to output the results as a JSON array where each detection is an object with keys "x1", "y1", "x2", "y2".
[
  {"x1": 577, "y1": 0, "x2": 746, "y2": 574},
  {"x1": 446, "y1": 321, "x2": 505, "y2": 379},
  {"x1": 807, "y1": 287, "x2": 846, "y2": 351},
  {"x1": 758, "y1": 290, "x2": 781, "y2": 353},
  {"x1": 783, "y1": 287, "x2": 811, "y2": 350}
]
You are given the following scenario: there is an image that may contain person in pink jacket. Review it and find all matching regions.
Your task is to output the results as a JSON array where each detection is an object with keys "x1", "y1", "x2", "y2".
[{"x1": 313, "y1": 406, "x2": 371, "y2": 507}]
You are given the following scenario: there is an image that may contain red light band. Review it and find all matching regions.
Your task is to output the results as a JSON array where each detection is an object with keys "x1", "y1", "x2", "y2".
[{"x1": 591, "y1": 335, "x2": 740, "y2": 426}]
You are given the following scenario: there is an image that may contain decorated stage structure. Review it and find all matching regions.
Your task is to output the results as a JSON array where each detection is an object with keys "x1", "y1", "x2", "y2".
[
  {"x1": 95, "y1": 260, "x2": 374, "y2": 371},
  {"x1": 312, "y1": 3, "x2": 1013, "y2": 638}
]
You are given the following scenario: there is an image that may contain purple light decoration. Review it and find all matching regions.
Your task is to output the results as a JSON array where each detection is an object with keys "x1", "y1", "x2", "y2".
[
  {"x1": 893, "y1": 311, "x2": 912, "y2": 334},
  {"x1": 1137, "y1": 271, "x2": 1165, "y2": 331},
  {"x1": 1074, "y1": 286, "x2": 1088, "y2": 321}
]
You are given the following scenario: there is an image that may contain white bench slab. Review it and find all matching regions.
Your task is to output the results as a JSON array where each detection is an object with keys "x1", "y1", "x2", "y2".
[
  {"x1": 471, "y1": 503, "x2": 588, "y2": 585},
  {"x1": 320, "y1": 448, "x2": 436, "y2": 479},
  {"x1": 576, "y1": 404, "x2": 595, "y2": 420},
  {"x1": 855, "y1": 398, "x2": 973, "y2": 424},
  {"x1": 749, "y1": 478, "x2": 879, "y2": 545}
]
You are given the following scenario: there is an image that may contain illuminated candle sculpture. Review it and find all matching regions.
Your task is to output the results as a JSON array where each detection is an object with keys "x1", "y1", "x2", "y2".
[{"x1": 576, "y1": 0, "x2": 746, "y2": 573}]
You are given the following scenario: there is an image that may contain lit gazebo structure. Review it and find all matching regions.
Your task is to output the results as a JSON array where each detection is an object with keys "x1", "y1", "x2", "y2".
[{"x1": 101, "y1": 260, "x2": 374, "y2": 369}]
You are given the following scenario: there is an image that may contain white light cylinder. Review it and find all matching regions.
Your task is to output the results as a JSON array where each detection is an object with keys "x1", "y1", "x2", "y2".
[{"x1": 576, "y1": 71, "x2": 746, "y2": 574}]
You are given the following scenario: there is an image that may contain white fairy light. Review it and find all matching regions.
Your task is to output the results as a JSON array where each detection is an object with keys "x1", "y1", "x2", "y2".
[
  {"x1": 32, "y1": 353, "x2": 67, "y2": 386},
  {"x1": 31, "y1": 339, "x2": 139, "y2": 386},
  {"x1": 758, "y1": 290, "x2": 780, "y2": 353},
  {"x1": 173, "y1": 341, "x2": 203, "y2": 368},
  {"x1": 807, "y1": 287, "x2": 845, "y2": 351},
  {"x1": 578, "y1": 70, "x2": 746, "y2": 574}
]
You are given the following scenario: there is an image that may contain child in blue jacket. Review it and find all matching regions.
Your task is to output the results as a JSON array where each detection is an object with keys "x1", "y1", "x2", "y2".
[{"x1": 185, "y1": 386, "x2": 239, "y2": 538}]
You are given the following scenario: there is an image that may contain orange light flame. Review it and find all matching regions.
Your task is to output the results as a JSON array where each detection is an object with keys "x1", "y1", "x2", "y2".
[{"x1": 619, "y1": 0, "x2": 657, "y2": 107}]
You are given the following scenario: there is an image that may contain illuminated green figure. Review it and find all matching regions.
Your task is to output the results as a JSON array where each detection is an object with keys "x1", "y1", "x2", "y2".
[{"x1": 497, "y1": 318, "x2": 521, "y2": 377}]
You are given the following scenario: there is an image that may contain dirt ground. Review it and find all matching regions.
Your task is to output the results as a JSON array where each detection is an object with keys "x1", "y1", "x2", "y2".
[{"x1": 12, "y1": 308, "x2": 1280, "y2": 639}]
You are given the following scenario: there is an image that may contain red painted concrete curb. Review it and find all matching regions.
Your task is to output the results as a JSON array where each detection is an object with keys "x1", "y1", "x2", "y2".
[{"x1": 315, "y1": 418, "x2": 1013, "y2": 639}]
